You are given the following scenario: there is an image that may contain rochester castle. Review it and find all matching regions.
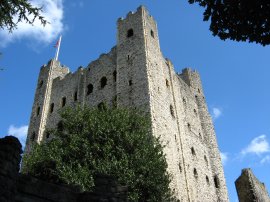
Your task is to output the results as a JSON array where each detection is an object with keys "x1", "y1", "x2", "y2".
[{"x1": 26, "y1": 6, "x2": 229, "y2": 201}]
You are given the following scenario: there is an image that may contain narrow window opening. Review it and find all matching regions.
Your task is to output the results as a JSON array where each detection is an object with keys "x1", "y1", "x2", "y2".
[
  {"x1": 199, "y1": 132, "x2": 202, "y2": 139},
  {"x1": 198, "y1": 88, "x2": 201, "y2": 93},
  {"x1": 31, "y1": 132, "x2": 36, "y2": 141},
  {"x1": 113, "y1": 71, "x2": 117, "y2": 82},
  {"x1": 74, "y1": 91, "x2": 78, "y2": 101},
  {"x1": 214, "y1": 175, "x2": 220, "y2": 188},
  {"x1": 183, "y1": 97, "x2": 186, "y2": 104},
  {"x1": 194, "y1": 109, "x2": 197, "y2": 115},
  {"x1": 36, "y1": 106, "x2": 40, "y2": 116},
  {"x1": 204, "y1": 155, "x2": 208, "y2": 166},
  {"x1": 127, "y1": 55, "x2": 130, "y2": 60},
  {"x1": 112, "y1": 95, "x2": 117, "y2": 108},
  {"x1": 127, "y1": 29, "x2": 134, "y2": 37},
  {"x1": 179, "y1": 163, "x2": 182, "y2": 173},
  {"x1": 193, "y1": 168, "x2": 198, "y2": 178},
  {"x1": 170, "y1": 105, "x2": 175, "y2": 118},
  {"x1": 206, "y1": 176, "x2": 210, "y2": 185},
  {"x1": 100, "y1": 77, "x2": 107, "y2": 89},
  {"x1": 38, "y1": 80, "x2": 43, "y2": 88},
  {"x1": 46, "y1": 132, "x2": 50, "y2": 139},
  {"x1": 191, "y1": 147, "x2": 196, "y2": 156},
  {"x1": 62, "y1": 97, "x2": 66, "y2": 107},
  {"x1": 129, "y1": 80, "x2": 133, "y2": 86},
  {"x1": 187, "y1": 123, "x2": 191, "y2": 130},
  {"x1": 151, "y1": 29, "x2": 154, "y2": 38},
  {"x1": 50, "y1": 103, "x2": 54, "y2": 113},
  {"x1": 166, "y1": 79, "x2": 169, "y2": 87},
  {"x1": 87, "y1": 84, "x2": 93, "y2": 95}
]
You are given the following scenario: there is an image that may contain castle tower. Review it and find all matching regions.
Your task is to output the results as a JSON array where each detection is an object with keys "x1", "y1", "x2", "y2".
[
  {"x1": 116, "y1": 6, "x2": 228, "y2": 201},
  {"x1": 26, "y1": 6, "x2": 229, "y2": 201},
  {"x1": 25, "y1": 60, "x2": 69, "y2": 152}
]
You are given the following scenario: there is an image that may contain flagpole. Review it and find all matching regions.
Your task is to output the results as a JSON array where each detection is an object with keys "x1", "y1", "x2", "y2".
[{"x1": 55, "y1": 35, "x2": 62, "y2": 61}]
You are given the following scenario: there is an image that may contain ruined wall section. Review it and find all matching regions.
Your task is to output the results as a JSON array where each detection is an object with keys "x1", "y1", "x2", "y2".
[
  {"x1": 180, "y1": 68, "x2": 229, "y2": 201},
  {"x1": 44, "y1": 48, "x2": 117, "y2": 136},
  {"x1": 235, "y1": 168, "x2": 270, "y2": 202},
  {"x1": 26, "y1": 60, "x2": 69, "y2": 151}
]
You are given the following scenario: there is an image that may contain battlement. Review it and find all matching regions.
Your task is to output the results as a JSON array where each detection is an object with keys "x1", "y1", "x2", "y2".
[{"x1": 117, "y1": 5, "x2": 154, "y2": 22}]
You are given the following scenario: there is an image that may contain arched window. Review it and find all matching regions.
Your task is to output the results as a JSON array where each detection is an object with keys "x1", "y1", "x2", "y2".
[
  {"x1": 87, "y1": 84, "x2": 93, "y2": 95},
  {"x1": 50, "y1": 103, "x2": 54, "y2": 113},
  {"x1": 151, "y1": 29, "x2": 154, "y2": 38},
  {"x1": 46, "y1": 132, "x2": 50, "y2": 139},
  {"x1": 129, "y1": 80, "x2": 133, "y2": 86},
  {"x1": 36, "y1": 106, "x2": 40, "y2": 116},
  {"x1": 127, "y1": 29, "x2": 134, "y2": 37},
  {"x1": 100, "y1": 77, "x2": 107, "y2": 89},
  {"x1": 61, "y1": 97, "x2": 66, "y2": 107}
]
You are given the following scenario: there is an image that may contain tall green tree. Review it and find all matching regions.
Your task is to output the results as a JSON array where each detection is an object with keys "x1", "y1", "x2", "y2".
[
  {"x1": 23, "y1": 106, "x2": 174, "y2": 201},
  {"x1": 189, "y1": 0, "x2": 270, "y2": 46},
  {"x1": 0, "y1": 0, "x2": 47, "y2": 32}
]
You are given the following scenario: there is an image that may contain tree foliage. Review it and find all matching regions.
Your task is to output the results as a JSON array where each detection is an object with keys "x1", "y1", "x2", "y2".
[
  {"x1": 0, "y1": 0, "x2": 47, "y2": 32},
  {"x1": 23, "y1": 106, "x2": 174, "y2": 201},
  {"x1": 189, "y1": 0, "x2": 270, "y2": 46}
]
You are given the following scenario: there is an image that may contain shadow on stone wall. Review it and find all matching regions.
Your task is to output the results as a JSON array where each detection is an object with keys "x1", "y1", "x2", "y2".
[{"x1": 0, "y1": 136, "x2": 128, "y2": 202}]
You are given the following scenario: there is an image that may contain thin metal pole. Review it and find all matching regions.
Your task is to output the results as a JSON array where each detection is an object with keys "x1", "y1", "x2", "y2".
[{"x1": 55, "y1": 35, "x2": 62, "y2": 61}]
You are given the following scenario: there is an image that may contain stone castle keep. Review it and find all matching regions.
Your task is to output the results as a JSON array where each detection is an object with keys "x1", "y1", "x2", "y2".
[{"x1": 26, "y1": 6, "x2": 229, "y2": 201}]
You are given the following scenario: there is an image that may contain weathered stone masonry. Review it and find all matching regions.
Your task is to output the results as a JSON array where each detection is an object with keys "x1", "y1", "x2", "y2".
[
  {"x1": 235, "y1": 168, "x2": 270, "y2": 202},
  {"x1": 26, "y1": 6, "x2": 229, "y2": 201}
]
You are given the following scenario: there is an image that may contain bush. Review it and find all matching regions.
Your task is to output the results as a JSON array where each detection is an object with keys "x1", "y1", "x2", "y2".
[{"x1": 23, "y1": 106, "x2": 174, "y2": 201}]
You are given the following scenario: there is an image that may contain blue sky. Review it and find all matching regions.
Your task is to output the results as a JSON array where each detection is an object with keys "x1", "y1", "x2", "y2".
[{"x1": 1, "y1": 0, "x2": 269, "y2": 201}]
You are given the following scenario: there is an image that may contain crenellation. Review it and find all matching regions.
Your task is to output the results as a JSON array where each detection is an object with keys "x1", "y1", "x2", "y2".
[{"x1": 26, "y1": 6, "x2": 229, "y2": 201}]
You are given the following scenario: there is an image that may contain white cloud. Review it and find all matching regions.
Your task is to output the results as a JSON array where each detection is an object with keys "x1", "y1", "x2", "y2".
[
  {"x1": 220, "y1": 152, "x2": 228, "y2": 165},
  {"x1": 241, "y1": 135, "x2": 270, "y2": 156},
  {"x1": 211, "y1": 107, "x2": 222, "y2": 120},
  {"x1": 8, "y1": 125, "x2": 28, "y2": 148},
  {"x1": 0, "y1": 0, "x2": 64, "y2": 47},
  {"x1": 260, "y1": 155, "x2": 270, "y2": 164}
]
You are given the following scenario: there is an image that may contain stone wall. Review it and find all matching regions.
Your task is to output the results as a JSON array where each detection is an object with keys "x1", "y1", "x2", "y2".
[
  {"x1": 0, "y1": 136, "x2": 128, "y2": 202},
  {"x1": 235, "y1": 168, "x2": 270, "y2": 202}
]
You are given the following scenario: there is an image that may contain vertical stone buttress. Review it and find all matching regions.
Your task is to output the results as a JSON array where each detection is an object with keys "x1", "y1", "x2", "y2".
[
  {"x1": 181, "y1": 69, "x2": 229, "y2": 201},
  {"x1": 26, "y1": 60, "x2": 69, "y2": 152}
]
